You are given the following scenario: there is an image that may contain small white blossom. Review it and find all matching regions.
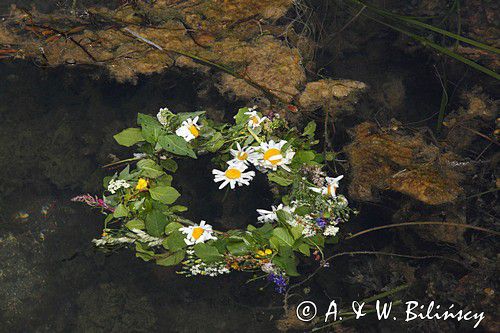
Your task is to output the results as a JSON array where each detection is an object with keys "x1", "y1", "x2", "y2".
[
  {"x1": 133, "y1": 153, "x2": 147, "y2": 159},
  {"x1": 157, "y1": 107, "x2": 170, "y2": 126},
  {"x1": 261, "y1": 262, "x2": 279, "y2": 274},
  {"x1": 107, "y1": 179, "x2": 130, "y2": 194},
  {"x1": 323, "y1": 225, "x2": 340, "y2": 237},
  {"x1": 335, "y1": 195, "x2": 349, "y2": 208},
  {"x1": 302, "y1": 225, "x2": 317, "y2": 238},
  {"x1": 189, "y1": 262, "x2": 230, "y2": 277}
]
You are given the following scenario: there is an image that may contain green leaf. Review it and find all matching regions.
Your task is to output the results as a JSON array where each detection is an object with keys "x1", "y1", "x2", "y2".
[
  {"x1": 273, "y1": 255, "x2": 299, "y2": 276},
  {"x1": 290, "y1": 225, "x2": 304, "y2": 240},
  {"x1": 293, "y1": 150, "x2": 315, "y2": 164},
  {"x1": 113, "y1": 128, "x2": 144, "y2": 147},
  {"x1": 302, "y1": 121, "x2": 316, "y2": 138},
  {"x1": 272, "y1": 227, "x2": 294, "y2": 247},
  {"x1": 164, "y1": 222, "x2": 183, "y2": 235},
  {"x1": 158, "y1": 134, "x2": 197, "y2": 159},
  {"x1": 227, "y1": 241, "x2": 251, "y2": 256},
  {"x1": 156, "y1": 250, "x2": 186, "y2": 266},
  {"x1": 119, "y1": 165, "x2": 130, "y2": 179},
  {"x1": 160, "y1": 158, "x2": 178, "y2": 172},
  {"x1": 304, "y1": 234, "x2": 325, "y2": 247},
  {"x1": 294, "y1": 205, "x2": 312, "y2": 216},
  {"x1": 155, "y1": 174, "x2": 173, "y2": 186},
  {"x1": 113, "y1": 203, "x2": 129, "y2": 218},
  {"x1": 125, "y1": 219, "x2": 145, "y2": 230},
  {"x1": 276, "y1": 210, "x2": 294, "y2": 225},
  {"x1": 163, "y1": 230, "x2": 187, "y2": 252},
  {"x1": 269, "y1": 236, "x2": 281, "y2": 250},
  {"x1": 193, "y1": 243, "x2": 223, "y2": 263},
  {"x1": 175, "y1": 111, "x2": 205, "y2": 125},
  {"x1": 145, "y1": 210, "x2": 167, "y2": 237},
  {"x1": 137, "y1": 159, "x2": 164, "y2": 178},
  {"x1": 234, "y1": 107, "x2": 250, "y2": 124},
  {"x1": 137, "y1": 113, "x2": 165, "y2": 144},
  {"x1": 297, "y1": 242, "x2": 310, "y2": 256},
  {"x1": 204, "y1": 132, "x2": 225, "y2": 153},
  {"x1": 149, "y1": 186, "x2": 180, "y2": 204},
  {"x1": 268, "y1": 172, "x2": 293, "y2": 186},
  {"x1": 135, "y1": 242, "x2": 155, "y2": 262},
  {"x1": 171, "y1": 205, "x2": 188, "y2": 212}
]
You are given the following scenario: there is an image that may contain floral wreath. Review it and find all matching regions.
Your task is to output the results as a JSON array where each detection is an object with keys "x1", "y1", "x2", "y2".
[{"x1": 73, "y1": 106, "x2": 353, "y2": 293}]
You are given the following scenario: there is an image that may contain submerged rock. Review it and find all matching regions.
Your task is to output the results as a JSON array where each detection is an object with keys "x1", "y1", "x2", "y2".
[
  {"x1": 0, "y1": 1, "x2": 304, "y2": 102},
  {"x1": 443, "y1": 86, "x2": 498, "y2": 153},
  {"x1": 345, "y1": 122, "x2": 464, "y2": 205},
  {"x1": 298, "y1": 78, "x2": 367, "y2": 115},
  {"x1": 0, "y1": 1, "x2": 370, "y2": 107}
]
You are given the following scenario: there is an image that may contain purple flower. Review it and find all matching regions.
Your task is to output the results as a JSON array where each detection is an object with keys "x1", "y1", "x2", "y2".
[
  {"x1": 316, "y1": 217, "x2": 327, "y2": 228},
  {"x1": 267, "y1": 273, "x2": 288, "y2": 293},
  {"x1": 71, "y1": 194, "x2": 115, "y2": 213}
]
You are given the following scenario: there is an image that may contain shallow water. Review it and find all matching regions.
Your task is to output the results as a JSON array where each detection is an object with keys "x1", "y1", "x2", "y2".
[
  {"x1": 0, "y1": 62, "x2": 288, "y2": 332},
  {"x1": 2, "y1": 1, "x2": 496, "y2": 331}
]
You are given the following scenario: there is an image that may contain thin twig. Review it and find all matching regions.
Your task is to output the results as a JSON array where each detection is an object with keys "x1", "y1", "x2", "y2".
[
  {"x1": 283, "y1": 250, "x2": 463, "y2": 309},
  {"x1": 345, "y1": 221, "x2": 500, "y2": 240}
]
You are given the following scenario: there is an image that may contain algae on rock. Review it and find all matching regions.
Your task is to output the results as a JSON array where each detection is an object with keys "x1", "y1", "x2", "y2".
[{"x1": 345, "y1": 122, "x2": 464, "y2": 206}]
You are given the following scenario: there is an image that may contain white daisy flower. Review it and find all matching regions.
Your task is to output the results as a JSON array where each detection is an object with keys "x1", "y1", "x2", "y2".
[
  {"x1": 310, "y1": 175, "x2": 344, "y2": 198},
  {"x1": 179, "y1": 220, "x2": 217, "y2": 245},
  {"x1": 245, "y1": 110, "x2": 267, "y2": 128},
  {"x1": 175, "y1": 116, "x2": 201, "y2": 142},
  {"x1": 257, "y1": 140, "x2": 295, "y2": 172},
  {"x1": 256, "y1": 204, "x2": 295, "y2": 223},
  {"x1": 229, "y1": 143, "x2": 259, "y2": 166},
  {"x1": 212, "y1": 164, "x2": 255, "y2": 189},
  {"x1": 323, "y1": 225, "x2": 340, "y2": 237}
]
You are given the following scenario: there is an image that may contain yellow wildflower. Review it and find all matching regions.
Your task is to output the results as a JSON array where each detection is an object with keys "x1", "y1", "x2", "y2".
[
  {"x1": 136, "y1": 178, "x2": 148, "y2": 191},
  {"x1": 256, "y1": 248, "x2": 273, "y2": 258}
]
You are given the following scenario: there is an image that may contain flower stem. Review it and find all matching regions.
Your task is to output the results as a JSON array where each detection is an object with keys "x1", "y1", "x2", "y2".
[{"x1": 247, "y1": 127, "x2": 262, "y2": 144}]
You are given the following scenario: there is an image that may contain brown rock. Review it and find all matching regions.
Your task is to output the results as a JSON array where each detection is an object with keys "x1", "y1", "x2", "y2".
[{"x1": 345, "y1": 122, "x2": 464, "y2": 205}]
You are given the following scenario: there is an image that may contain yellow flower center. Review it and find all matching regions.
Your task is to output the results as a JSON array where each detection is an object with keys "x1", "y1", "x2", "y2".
[
  {"x1": 237, "y1": 152, "x2": 248, "y2": 161},
  {"x1": 263, "y1": 148, "x2": 282, "y2": 165},
  {"x1": 327, "y1": 184, "x2": 336, "y2": 196},
  {"x1": 251, "y1": 116, "x2": 259, "y2": 125},
  {"x1": 225, "y1": 168, "x2": 242, "y2": 180},
  {"x1": 136, "y1": 178, "x2": 148, "y2": 190},
  {"x1": 189, "y1": 124, "x2": 200, "y2": 137},
  {"x1": 192, "y1": 227, "x2": 204, "y2": 240}
]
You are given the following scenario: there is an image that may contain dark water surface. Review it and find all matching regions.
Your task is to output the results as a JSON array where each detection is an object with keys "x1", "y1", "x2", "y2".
[{"x1": 0, "y1": 62, "x2": 284, "y2": 332}]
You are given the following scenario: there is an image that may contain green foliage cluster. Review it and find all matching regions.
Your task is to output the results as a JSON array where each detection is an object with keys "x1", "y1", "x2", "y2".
[{"x1": 81, "y1": 107, "x2": 353, "y2": 281}]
